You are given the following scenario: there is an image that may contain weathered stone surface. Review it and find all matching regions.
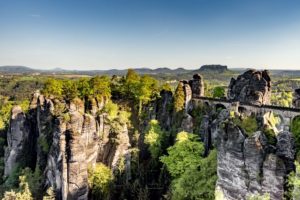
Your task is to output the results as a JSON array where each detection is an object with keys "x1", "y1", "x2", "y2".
[
  {"x1": 156, "y1": 90, "x2": 173, "y2": 130},
  {"x1": 4, "y1": 105, "x2": 29, "y2": 177},
  {"x1": 179, "y1": 81, "x2": 192, "y2": 111},
  {"x1": 262, "y1": 154, "x2": 286, "y2": 200},
  {"x1": 214, "y1": 109, "x2": 292, "y2": 200},
  {"x1": 215, "y1": 122, "x2": 248, "y2": 200},
  {"x1": 3, "y1": 91, "x2": 134, "y2": 200},
  {"x1": 189, "y1": 73, "x2": 205, "y2": 98},
  {"x1": 244, "y1": 132, "x2": 266, "y2": 194},
  {"x1": 276, "y1": 131, "x2": 295, "y2": 172},
  {"x1": 227, "y1": 69, "x2": 271, "y2": 105},
  {"x1": 180, "y1": 113, "x2": 193, "y2": 133},
  {"x1": 199, "y1": 115, "x2": 210, "y2": 155}
]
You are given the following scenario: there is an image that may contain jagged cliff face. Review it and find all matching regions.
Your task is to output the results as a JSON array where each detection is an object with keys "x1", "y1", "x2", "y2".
[
  {"x1": 4, "y1": 92, "x2": 131, "y2": 200},
  {"x1": 227, "y1": 69, "x2": 271, "y2": 105},
  {"x1": 212, "y1": 110, "x2": 294, "y2": 200}
]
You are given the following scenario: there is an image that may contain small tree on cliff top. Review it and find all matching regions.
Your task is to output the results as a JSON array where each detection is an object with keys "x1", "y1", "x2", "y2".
[
  {"x1": 174, "y1": 83, "x2": 185, "y2": 113},
  {"x1": 90, "y1": 75, "x2": 111, "y2": 100}
]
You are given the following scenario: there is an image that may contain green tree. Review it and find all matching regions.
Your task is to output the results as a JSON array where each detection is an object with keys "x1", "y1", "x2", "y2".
[
  {"x1": 62, "y1": 80, "x2": 79, "y2": 101},
  {"x1": 171, "y1": 150, "x2": 217, "y2": 200},
  {"x1": 77, "y1": 78, "x2": 92, "y2": 99},
  {"x1": 124, "y1": 69, "x2": 140, "y2": 99},
  {"x1": 137, "y1": 75, "x2": 159, "y2": 114},
  {"x1": 43, "y1": 187, "x2": 55, "y2": 200},
  {"x1": 161, "y1": 83, "x2": 172, "y2": 92},
  {"x1": 173, "y1": 83, "x2": 185, "y2": 112},
  {"x1": 102, "y1": 101, "x2": 119, "y2": 120},
  {"x1": 88, "y1": 163, "x2": 114, "y2": 200},
  {"x1": 287, "y1": 161, "x2": 300, "y2": 199},
  {"x1": 292, "y1": 116, "x2": 300, "y2": 154},
  {"x1": 42, "y1": 78, "x2": 63, "y2": 97},
  {"x1": 144, "y1": 120, "x2": 164, "y2": 159},
  {"x1": 160, "y1": 132, "x2": 217, "y2": 200},
  {"x1": 3, "y1": 176, "x2": 33, "y2": 200},
  {"x1": 90, "y1": 76, "x2": 111, "y2": 100},
  {"x1": 212, "y1": 86, "x2": 225, "y2": 98},
  {"x1": 160, "y1": 132, "x2": 204, "y2": 178}
]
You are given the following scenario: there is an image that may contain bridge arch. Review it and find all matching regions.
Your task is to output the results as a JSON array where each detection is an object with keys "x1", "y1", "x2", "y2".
[
  {"x1": 238, "y1": 106, "x2": 247, "y2": 114},
  {"x1": 215, "y1": 103, "x2": 226, "y2": 112}
]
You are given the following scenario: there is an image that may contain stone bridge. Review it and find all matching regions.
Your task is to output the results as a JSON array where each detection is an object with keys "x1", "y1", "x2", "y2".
[{"x1": 193, "y1": 96, "x2": 300, "y2": 131}]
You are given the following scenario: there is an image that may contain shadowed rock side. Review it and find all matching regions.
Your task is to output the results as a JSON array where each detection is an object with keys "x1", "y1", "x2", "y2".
[
  {"x1": 4, "y1": 91, "x2": 131, "y2": 200},
  {"x1": 227, "y1": 69, "x2": 271, "y2": 105},
  {"x1": 4, "y1": 106, "x2": 30, "y2": 177},
  {"x1": 189, "y1": 73, "x2": 205, "y2": 98},
  {"x1": 293, "y1": 88, "x2": 300, "y2": 108}
]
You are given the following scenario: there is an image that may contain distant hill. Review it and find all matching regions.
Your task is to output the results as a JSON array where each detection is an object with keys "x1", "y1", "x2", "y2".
[
  {"x1": 199, "y1": 65, "x2": 228, "y2": 73},
  {"x1": 1, "y1": 65, "x2": 299, "y2": 80},
  {"x1": 0, "y1": 66, "x2": 35, "y2": 73}
]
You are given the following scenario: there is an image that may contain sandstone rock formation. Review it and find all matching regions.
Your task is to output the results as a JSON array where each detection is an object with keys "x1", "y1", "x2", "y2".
[
  {"x1": 4, "y1": 91, "x2": 131, "y2": 200},
  {"x1": 189, "y1": 74, "x2": 205, "y2": 98},
  {"x1": 227, "y1": 69, "x2": 271, "y2": 105},
  {"x1": 293, "y1": 88, "x2": 300, "y2": 108},
  {"x1": 211, "y1": 109, "x2": 295, "y2": 200},
  {"x1": 4, "y1": 106, "x2": 30, "y2": 177}
]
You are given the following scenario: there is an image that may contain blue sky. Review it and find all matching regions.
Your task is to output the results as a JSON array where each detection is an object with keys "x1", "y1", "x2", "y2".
[{"x1": 0, "y1": 0, "x2": 300, "y2": 70}]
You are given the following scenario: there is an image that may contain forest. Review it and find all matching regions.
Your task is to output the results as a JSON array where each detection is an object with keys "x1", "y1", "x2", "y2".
[{"x1": 0, "y1": 69, "x2": 300, "y2": 200}]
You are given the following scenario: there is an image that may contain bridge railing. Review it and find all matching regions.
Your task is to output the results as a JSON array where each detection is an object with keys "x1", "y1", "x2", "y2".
[{"x1": 194, "y1": 96, "x2": 300, "y2": 113}]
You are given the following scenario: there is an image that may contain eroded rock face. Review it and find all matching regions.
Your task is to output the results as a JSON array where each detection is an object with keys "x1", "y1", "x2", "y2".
[
  {"x1": 4, "y1": 92, "x2": 132, "y2": 200},
  {"x1": 4, "y1": 106, "x2": 30, "y2": 177},
  {"x1": 179, "y1": 80, "x2": 192, "y2": 111},
  {"x1": 156, "y1": 90, "x2": 173, "y2": 130},
  {"x1": 189, "y1": 74, "x2": 205, "y2": 98},
  {"x1": 213, "y1": 110, "x2": 293, "y2": 200},
  {"x1": 227, "y1": 69, "x2": 271, "y2": 105}
]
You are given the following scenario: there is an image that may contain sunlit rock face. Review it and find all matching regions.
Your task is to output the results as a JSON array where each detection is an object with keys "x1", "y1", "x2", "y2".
[
  {"x1": 4, "y1": 105, "x2": 30, "y2": 177},
  {"x1": 4, "y1": 91, "x2": 131, "y2": 200},
  {"x1": 227, "y1": 69, "x2": 271, "y2": 105}
]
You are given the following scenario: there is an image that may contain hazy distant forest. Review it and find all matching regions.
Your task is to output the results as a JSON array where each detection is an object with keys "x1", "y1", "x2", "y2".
[{"x1": 0, "y1": 67, "x2": 300, "y2": 200}]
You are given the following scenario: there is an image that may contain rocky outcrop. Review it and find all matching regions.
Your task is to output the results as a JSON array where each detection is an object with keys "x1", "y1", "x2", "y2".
[
  {"x1": 227, "y1": 69, "x2": 271, "y2": 105},
  {"x1": 212, "y1": 109, "x2": 294, "y2": 200},
  {"x1": 178, "y1": 80, "x2": 192, "y2": 111},
  {"x1": 156, "y1": 90, "x2": 173, "y2": 130},
  {"x1": 189, "y1": 74, "x2": 205, "y2": 98},
  {"x1": 293, "y1": 88, "x2": 300, "y2": 108},
  {"x1": 4, "y1": 91, "x2": 132, "y2": 200},
  {"x1": 4, "y1": 106, "x2": 30, "y2": 177}
]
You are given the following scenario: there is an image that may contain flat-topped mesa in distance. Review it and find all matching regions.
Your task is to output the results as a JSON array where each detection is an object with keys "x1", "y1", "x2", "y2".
[
  {"x1": 199, "y1": 64, "x2": 228, "y2": 73},
  {"x1": 227, "y1": 69, "x2": 272, "y2": 106},
  {"x1": 293, "y1": 89, "x2": 300, "y2": 108}
]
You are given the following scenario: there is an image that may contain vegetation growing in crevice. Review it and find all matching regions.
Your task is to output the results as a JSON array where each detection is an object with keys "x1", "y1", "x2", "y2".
[
  {"x1": 232, "y1": 115, "x2": 258, "y2": 136},
  {"x1": 88, "y1": 163, "x2": 114, "y2": 200}
]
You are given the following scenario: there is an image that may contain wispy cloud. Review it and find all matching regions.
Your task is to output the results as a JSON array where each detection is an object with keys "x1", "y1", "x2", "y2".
[{"x1": 29, "y1": 14, "x2": 41, "y2": 18}]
